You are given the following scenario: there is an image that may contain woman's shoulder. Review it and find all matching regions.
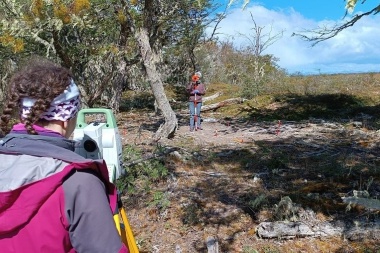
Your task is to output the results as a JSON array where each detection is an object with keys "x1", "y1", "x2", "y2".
[{"x1": 63, "y1": 169, "x2": 105, "y2": 191}]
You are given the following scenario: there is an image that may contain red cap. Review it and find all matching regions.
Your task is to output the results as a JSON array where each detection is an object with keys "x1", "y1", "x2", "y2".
[{"x1": 192, "y1": 75, "x2": 199, "y2": 82}]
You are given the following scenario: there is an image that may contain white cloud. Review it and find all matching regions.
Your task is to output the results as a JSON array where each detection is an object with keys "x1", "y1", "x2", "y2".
[{"x1": 211, "y1": 4, "x2": 380, "y2": 74}]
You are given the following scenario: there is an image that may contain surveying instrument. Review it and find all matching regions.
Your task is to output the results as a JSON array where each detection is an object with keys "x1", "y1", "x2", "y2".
[{"x1": 73, "y1": 108, "x2": 139, "y2": 253}]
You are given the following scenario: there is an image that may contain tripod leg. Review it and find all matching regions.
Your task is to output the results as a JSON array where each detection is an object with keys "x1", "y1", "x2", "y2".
[{"x1": 194, "y1": 94, "x2": 197, "y2": 130}]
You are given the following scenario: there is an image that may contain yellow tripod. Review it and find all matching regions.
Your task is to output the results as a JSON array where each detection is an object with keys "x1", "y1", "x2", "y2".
[{"x1": 113, "y1": 195, "x2": 139, "y2": 253}]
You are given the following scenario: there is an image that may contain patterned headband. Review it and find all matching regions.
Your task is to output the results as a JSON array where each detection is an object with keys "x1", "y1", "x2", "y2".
[{"x1": 21, "y1": 80, "x2": 81, "y2": 121}]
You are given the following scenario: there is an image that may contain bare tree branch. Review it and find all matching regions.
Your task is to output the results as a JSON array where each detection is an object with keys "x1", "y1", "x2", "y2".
[
  {"x1": 293, "y1": 5, "x2": 380, "y2": 46},
  {"x1": 207, "y1": 5, "x2": 228, "y2": 42},
  {"x1": 238, "y1": 12, "x2": 283, "y2": 56}
]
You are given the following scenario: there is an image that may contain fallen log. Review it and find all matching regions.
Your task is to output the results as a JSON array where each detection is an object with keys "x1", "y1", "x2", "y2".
[
  {"x1": 202, "y1": 98, "x2": 246, "y2": 112},
  {"x1": 202, "y1": 92, "x2": 223, "y2": 103},
  {"x1": 257, "y1": 221, "x2": 344, "y2": 239},
  {"x1": 342, "y1": 196, "x2": 380, "y2": 211},
  {"x1": 257, "y1": 220, "x2": 380, "y2": 241},
  {"x1": 178, "y1": 97, "x2": 246, "y2": 114}
]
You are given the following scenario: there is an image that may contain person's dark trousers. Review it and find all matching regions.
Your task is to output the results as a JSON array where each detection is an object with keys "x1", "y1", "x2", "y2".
[{"x1": 189, "y1": 101, "x2": 202, "y2": 130}]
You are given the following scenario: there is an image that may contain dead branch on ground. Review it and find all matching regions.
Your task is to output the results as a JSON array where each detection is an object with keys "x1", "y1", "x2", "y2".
[
  {"x1": 201, "y1": 98, "x2": 246, "y2": 111},
  {"x1": 202, "y1": 92, "x2": 223, "y2": 103}
]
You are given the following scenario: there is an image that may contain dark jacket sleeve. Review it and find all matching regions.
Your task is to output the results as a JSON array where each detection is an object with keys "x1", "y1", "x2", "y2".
[
  {"x1": 63, "y1": 169, "x2": 128, "y2": 253},
  {"x1": 197, "y1": 83, "x2": 206, "y2": 95},
  {"x1": 186, "y1": 82, "x2": 194, "y2": 94}
]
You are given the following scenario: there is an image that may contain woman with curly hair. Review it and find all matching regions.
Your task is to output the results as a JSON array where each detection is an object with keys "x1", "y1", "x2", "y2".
[{"x1": 0, "y1": 59, "x2": 129, "y2": 253}]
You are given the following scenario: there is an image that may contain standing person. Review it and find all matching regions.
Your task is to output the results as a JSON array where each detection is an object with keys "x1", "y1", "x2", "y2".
[
  {"x1": 0, "y1": 59, "x2": 129, "y2": 253},
  {"x1": 186, "y1": 71, "x2": 206, "y2": 131}
]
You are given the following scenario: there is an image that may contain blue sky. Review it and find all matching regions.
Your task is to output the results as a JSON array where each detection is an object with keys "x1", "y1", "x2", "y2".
[{"x1": 211, "y1": 0, "x2": 380, "y2": 75}]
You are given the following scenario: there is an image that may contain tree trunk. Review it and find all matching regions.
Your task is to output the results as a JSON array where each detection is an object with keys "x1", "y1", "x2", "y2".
[
  {"x1": 107, "y1": 74, "x2": 123, "y2": 113},
  {"x1": 136, "y1": 28, "x2": 178, "y2": 141}
]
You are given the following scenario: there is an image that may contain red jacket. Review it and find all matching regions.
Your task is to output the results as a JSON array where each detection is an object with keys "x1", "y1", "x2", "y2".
[
  {"x1": 0, "y1": 131, "x2": 129, "y2": 253},
  {"x1": 186, "y1": 81, "x2": 206, "y2": 102}
]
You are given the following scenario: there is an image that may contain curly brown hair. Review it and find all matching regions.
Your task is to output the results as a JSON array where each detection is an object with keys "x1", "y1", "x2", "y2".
[{"x1": 0, "y1": 59, "x2": 73, "y2": 135}]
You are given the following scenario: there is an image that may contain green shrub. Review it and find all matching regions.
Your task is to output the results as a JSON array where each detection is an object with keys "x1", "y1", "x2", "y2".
[{"x1": 116, "y1": 144, "x2": 168, "y2": 194}]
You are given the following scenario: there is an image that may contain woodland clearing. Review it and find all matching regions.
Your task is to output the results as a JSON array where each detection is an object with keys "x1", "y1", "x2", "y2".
[{"x1": 116, "y1": 84, "x2": 380, "y2": 252}]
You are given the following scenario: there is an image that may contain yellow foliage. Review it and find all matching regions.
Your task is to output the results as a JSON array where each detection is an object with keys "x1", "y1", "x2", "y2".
[
  {"x1": 117, "y1": 11, "x2": 127, "y2": 23},
  {"x1": 130, "y1": 0, "x2": 138, "y2": 6},
  {"x1": 13, "y1": 39, "x2": 25, "y2": 53},
  {"x1": 22, "y1": 13, "x2": 35, "y2": 23},
  {"x1": 32, "y1": 0, "x2": 45, "y2": 18},
  {"x1": 72, "y1": 0, "x2": 90, "y2": 15},
  {"x1": 50, "y1": 0, "x2": 90, "y2": 23},
  {"x1": 0, "y1": 33, "x2": 14, "y2": 45},
  {"x1": 109, "y1": 45, "x2": 119, "y2": 54},
  {"x1": 53, "y1": 0, "x2": 71, "y2": 24},
  {"x1": 0, "y1": 34, "x2": 24, "y2": 53}
]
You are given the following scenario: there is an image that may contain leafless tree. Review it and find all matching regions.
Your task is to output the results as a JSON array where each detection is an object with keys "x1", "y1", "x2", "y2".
[{"x1": 237, "y1": 13, "x2": 282, "y2": 98}]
